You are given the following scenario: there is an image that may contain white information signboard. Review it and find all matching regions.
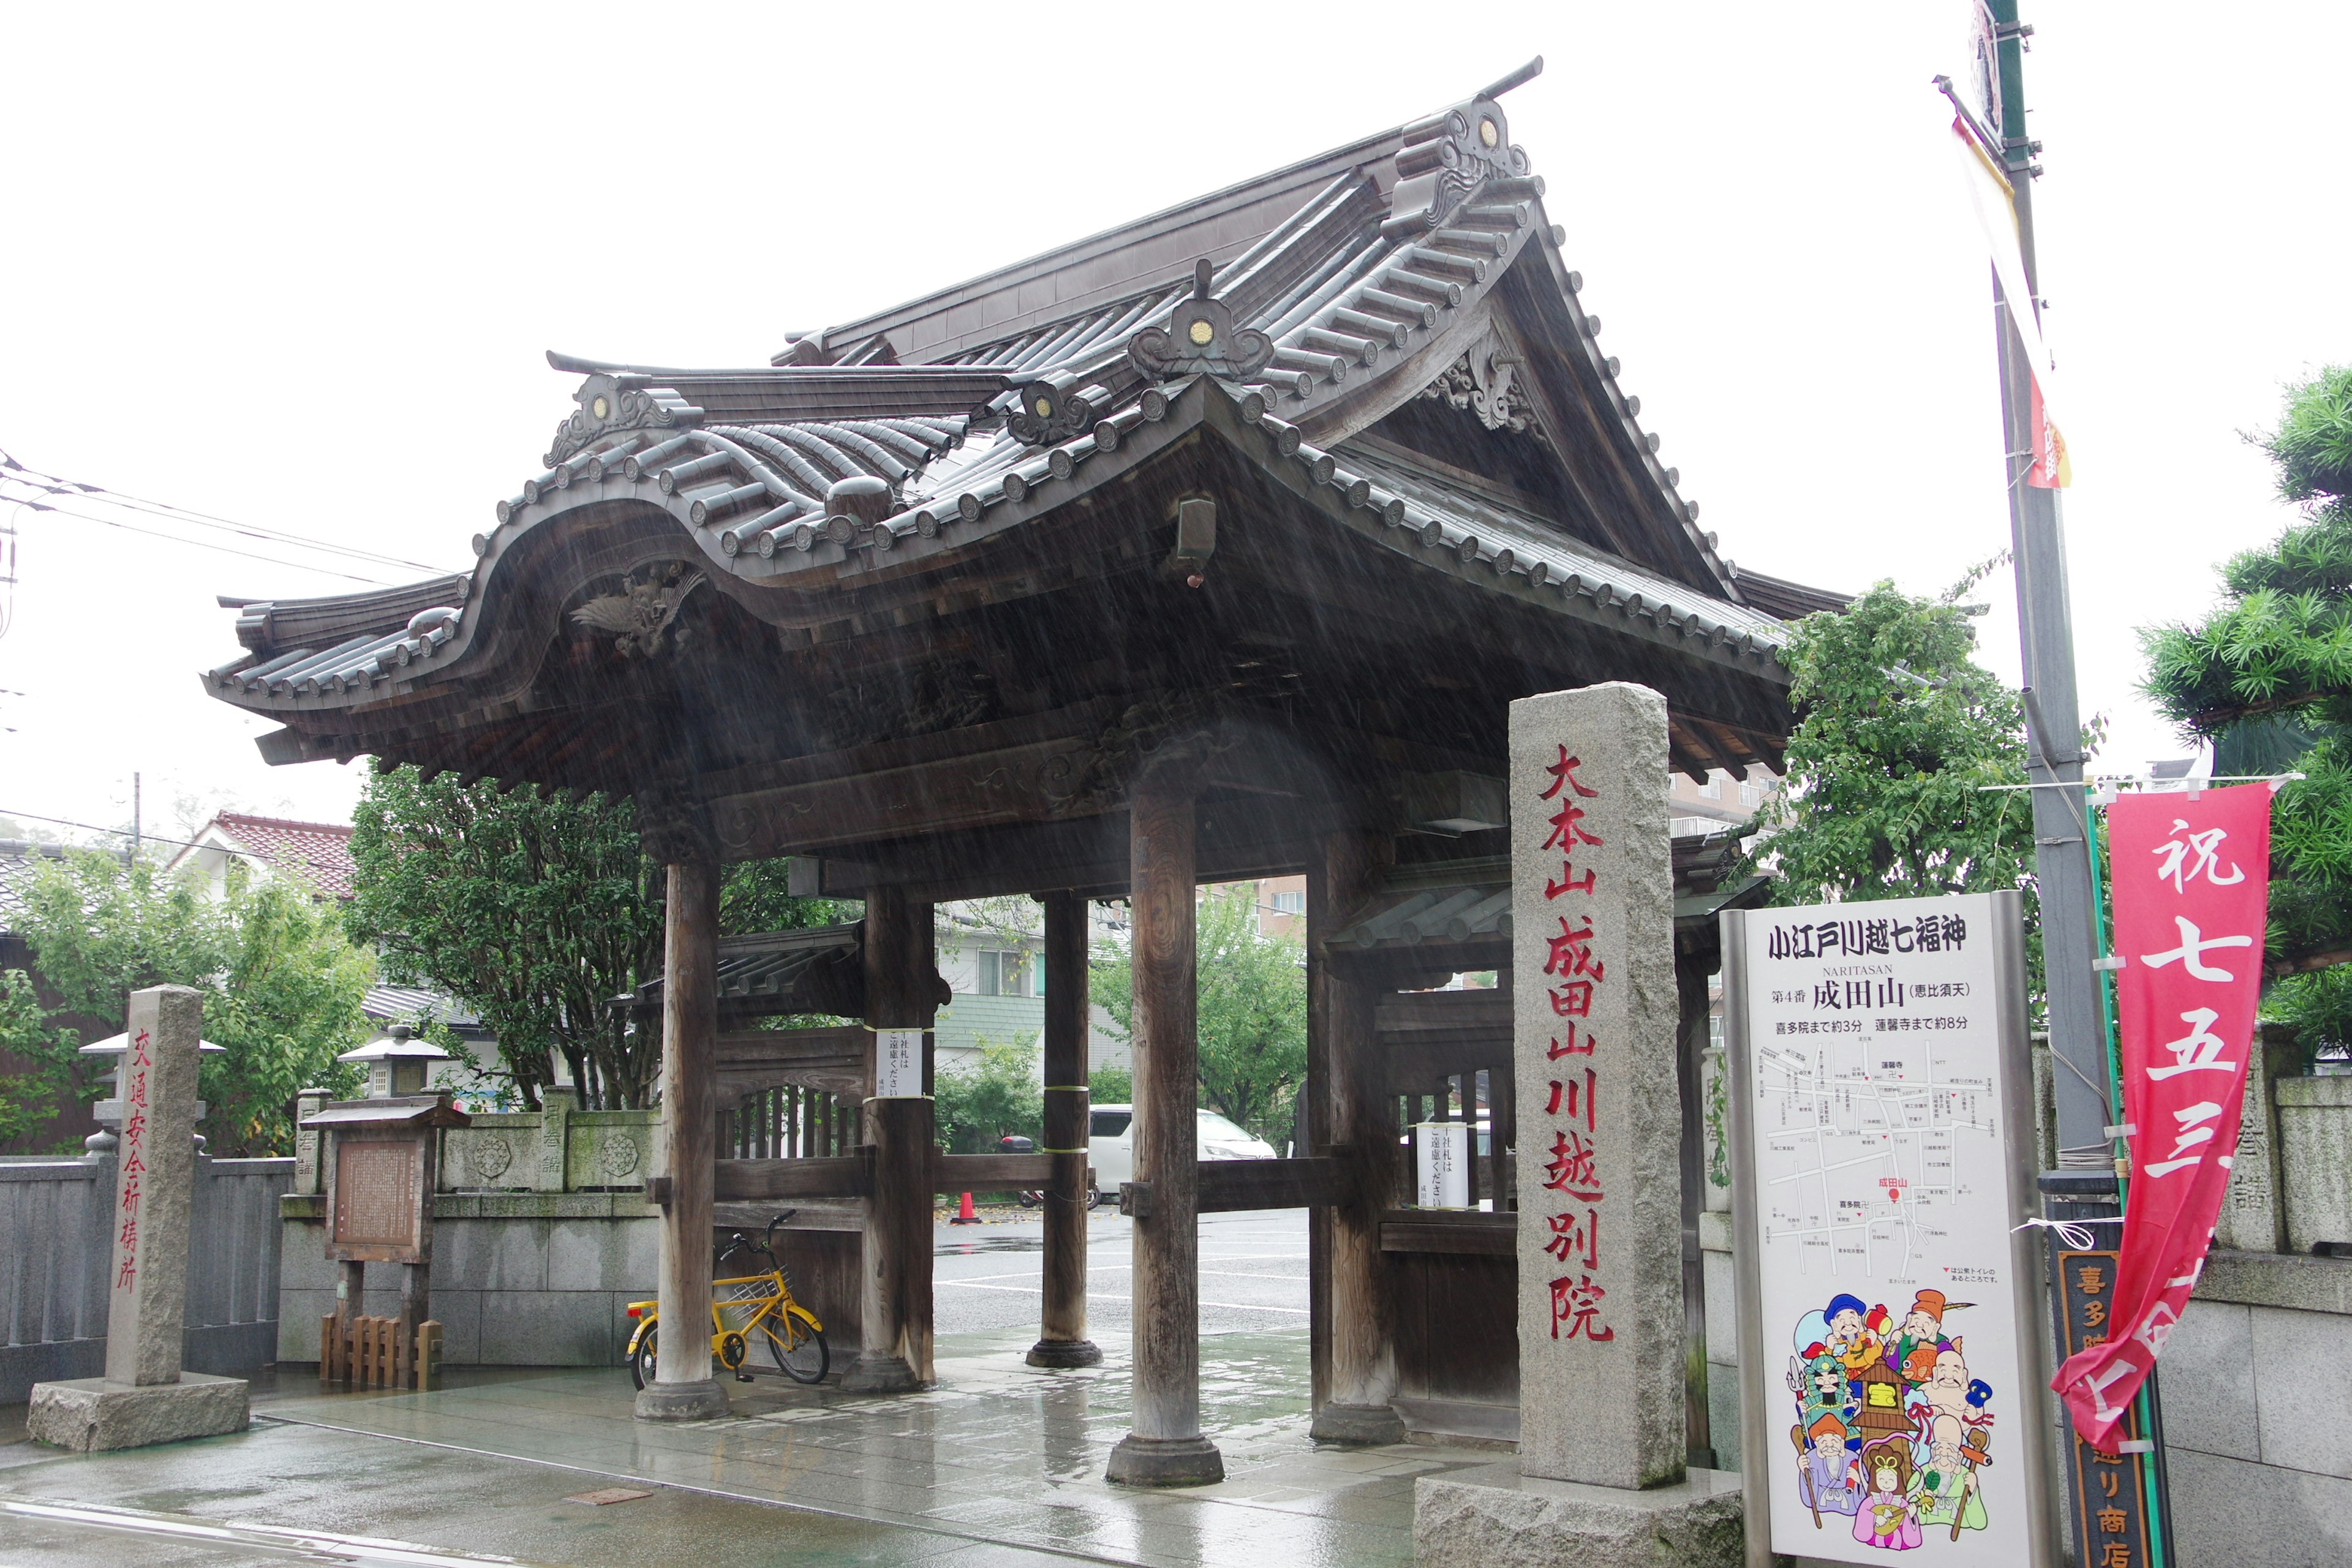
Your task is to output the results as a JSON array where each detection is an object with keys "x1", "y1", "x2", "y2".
[
  {"x1": 1415, "y1": 1121, "x2": 1469, "y2": 1210},
  {"x1": 873, "y1": 1029, "x2": 925, "y2": 1099},
  {"x1": 1724, "y1": 891, "x2": 2056, "y2": 1566}
]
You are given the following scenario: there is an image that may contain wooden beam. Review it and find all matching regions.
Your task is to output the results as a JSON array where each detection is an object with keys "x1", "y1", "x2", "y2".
[
  {"x1": 1197, "y1": 1156, "x2": 1348, "y2": 1213},
  {"x1": 715, "y1": 1155, "x2": 873, "y2": 1202},
  {"x1": 933, "y1": 1153, "x2": 1057, "y2": 1191},
  {"x1": 1378, "y1": 1209, "x2": 1516, "y2": 1256}
]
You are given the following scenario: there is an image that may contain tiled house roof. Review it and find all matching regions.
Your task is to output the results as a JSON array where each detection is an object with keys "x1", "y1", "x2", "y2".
[{"x1": 192, "y1": 813, "x2": 358, "y2": 900}]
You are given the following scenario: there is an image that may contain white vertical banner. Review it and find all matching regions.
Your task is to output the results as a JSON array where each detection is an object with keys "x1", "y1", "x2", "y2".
[
  {"x1": 1725, "y1": 891, "x2": 2058, "y2": 1566},
  {"x1": 1416, "y1": 1121, "x2": 1469, "y2": 1209},
  {"x1": 873, "y1": 1029, "x2": 925, "y2": 1098}
]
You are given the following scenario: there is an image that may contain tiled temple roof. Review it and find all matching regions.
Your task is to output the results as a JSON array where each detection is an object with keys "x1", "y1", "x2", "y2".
[{"x1": 199, "y1": 60, "x2": 1836, "y2": 729}]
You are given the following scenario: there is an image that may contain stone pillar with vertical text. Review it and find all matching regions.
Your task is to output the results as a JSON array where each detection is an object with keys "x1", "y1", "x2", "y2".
[{"x1": 1510, "y1": 684, "x2": 1685, "y2": 1489}]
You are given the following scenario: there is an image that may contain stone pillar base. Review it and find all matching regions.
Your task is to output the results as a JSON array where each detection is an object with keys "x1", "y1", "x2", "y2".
[
  {"x1": 632, "y1": 1378, "x2": 731, "y2": 1420},
  {"x1": 1414, "y1": 1461, "x2": 1745, "y2": 1568},
  {"x1": 1310, "y1": 1400, "x2": 1407, "y2": 1445},
  {"x1": 1025, "y1": 1338, "x2": 1102, "y2": 1369},
  {"x1": 839, "y1": 1354, "x2": 924, "y2": 1394},
  {"x1": 1106, "y1": 1433, "x2": 1225, "y2": 1487},
  {"x1": 28, "y1": 1373, "x2": 249, "y2": 1453}
]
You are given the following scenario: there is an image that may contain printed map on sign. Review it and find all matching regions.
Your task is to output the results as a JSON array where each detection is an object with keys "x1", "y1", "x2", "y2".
[{"x1": 1740, "y1": 892, "x2": 2032, "y2": 1564}]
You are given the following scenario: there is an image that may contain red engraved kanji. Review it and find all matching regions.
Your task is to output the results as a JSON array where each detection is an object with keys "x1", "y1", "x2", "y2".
[
  {"x1": 1543, "y1": 1128, "x2": 1604, "y2": 1202},
  {"x1": 1546, "y1": 859, "x2": 1597, "y2": 898},
  {"x1": 1549, "y1": 1274, "x2": 1615, "y2": 1341},
  {"x1": 1547, "y1": 1028, "x2": 1596, "y2": 1060},
  {"x1": 1540, "y1": 746, "x2": 1600, "y2": 801},
  {"x1": 1545, "y1": 798, "x2": 1605, "y2": 855},
  {"x1": 1545, "y1": 1207, "x2": 1599, "y2": 1269},
  {"x1": 1550, "y1": 980, "x2": 1596, "y2": 1018},
  {"x1": 1545, "y1": 916, "x2": 1606, "y2": 982},
  {"x1": 1546, "y1": 1068, "x2": 1597, "y2": 1130}
]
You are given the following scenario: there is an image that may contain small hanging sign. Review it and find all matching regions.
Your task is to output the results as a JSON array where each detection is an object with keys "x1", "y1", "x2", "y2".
[
  {"x1": 873, "y1": 1029, "x2": 925, "y2": 1098},
  {"x1": 1416, "y1": 1121, "x2": 1471, "y2": 1209}
]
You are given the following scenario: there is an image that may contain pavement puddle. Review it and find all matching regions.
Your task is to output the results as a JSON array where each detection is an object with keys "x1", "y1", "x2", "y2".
[{"x1": 0, "y1": 1496, "x2": 543, "y2": 1566}]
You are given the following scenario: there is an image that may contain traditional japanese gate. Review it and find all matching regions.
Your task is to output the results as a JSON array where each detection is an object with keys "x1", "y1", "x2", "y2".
[{"x1": 197, "y1": 61, "x2": 1834, "y2": 1482}]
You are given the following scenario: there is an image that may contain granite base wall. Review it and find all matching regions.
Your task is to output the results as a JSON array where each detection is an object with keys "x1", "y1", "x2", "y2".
[{"x1": 280, "y1": 1194, "x2": 658, "y2": 1368}]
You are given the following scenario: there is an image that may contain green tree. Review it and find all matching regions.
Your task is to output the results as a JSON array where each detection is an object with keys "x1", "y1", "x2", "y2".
[
  {"x1": 0, "y1": 968, "x2": 77, "y2": 1151},
  {"x1": 1749, "y1": 578, "x2": 2037, "y2": 920},
  {"x1": 1090, "y1": 882, "x2": 1306, "y2": 1142},
  {"x1": 349, "y1": 771, "x2": 658, "y2": 1111},
  {"x1": 932, "y1": 1033, "x2": 1045, "y2": 1153},
  {"x1": 16, "y1": 851, "x2": 371, "y2": 1156},
  {"x1": 2141, "y1": 366, "x2": 2352, "y2": 1055},
  {"x1": 347, "y1": 766, "x2": 853, "y2": 1109}
]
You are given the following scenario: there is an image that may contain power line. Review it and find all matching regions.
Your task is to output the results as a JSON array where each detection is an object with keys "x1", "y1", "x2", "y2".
[
  {"x1": 0, "y1": 450, "x2": 453, "y2": 576},
  {"x1": 0, "y1": 808, "x2": 211, "y2": 855},
  {"x1": 13, "y1": 499, "x2": 394, "y2": 586}
]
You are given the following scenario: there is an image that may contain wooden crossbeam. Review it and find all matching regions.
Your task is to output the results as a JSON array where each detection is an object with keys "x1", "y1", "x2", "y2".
[{"x1": 1196, "y1": 1156, "x2": 1346, "y2": 1213}]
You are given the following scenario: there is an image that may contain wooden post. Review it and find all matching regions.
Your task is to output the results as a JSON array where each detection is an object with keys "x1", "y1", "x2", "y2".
[
  {"x1": 397, "y1": 1261, "x2": 430, "y2": 1392},
  {"x1": 1308, "y1": 828, "x2": 1405, "y2": 1444},
  {"x1": 843, "y1": 886, "x2": 938, "y2": 1393},
  {"x1": 635, "y1": 857, "x2": 730, "y2": 1419},
  {"x1": 1106, "y1": 769, "x2": 1223, "y2": 1486},
  {"x1": 329, "y1": 1259, "x2": 365, "y2": 1387},
  {"x1": 1030, "y1": 891, "x2": 1102, "y2": 1368},
  {"x1": 1675, "y1": 939, "x2": 1717, "y2": 1470}
]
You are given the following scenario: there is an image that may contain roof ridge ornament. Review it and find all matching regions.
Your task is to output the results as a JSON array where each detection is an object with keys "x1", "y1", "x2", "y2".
[
  {"x1": 1385, "y1": 61, "x2": 1543, "y2": 238},
  {"x1": 1126, "y1": 260, "x2": 1275, "y2": 382},
  {"x1": 546, "y1": 373, "x2": 704, "y2": 468}
]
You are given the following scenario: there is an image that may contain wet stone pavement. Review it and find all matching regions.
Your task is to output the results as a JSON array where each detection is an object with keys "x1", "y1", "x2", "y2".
[{"x1": 0, "y1": 1210, "x2": 1495, "y2": 1567}]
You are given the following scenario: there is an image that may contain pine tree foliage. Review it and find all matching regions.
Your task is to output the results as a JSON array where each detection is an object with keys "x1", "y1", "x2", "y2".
[{"x1": 2140, "y1": 366, "x2": 2352, "y2": 1049}]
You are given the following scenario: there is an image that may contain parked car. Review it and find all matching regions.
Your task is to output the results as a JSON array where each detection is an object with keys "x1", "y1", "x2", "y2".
[{"x1": 1085, "y1": 1104, "x2": 1276, "y2": 1205}]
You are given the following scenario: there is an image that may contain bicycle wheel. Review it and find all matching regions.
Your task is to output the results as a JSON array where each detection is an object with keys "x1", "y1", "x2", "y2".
[
  {"x1": 761, "y1": 1306, "x2": 829, "y2": 1384},
  {"x1": 629, "y1": 1324, "x2": 658, "y2": 1391}
]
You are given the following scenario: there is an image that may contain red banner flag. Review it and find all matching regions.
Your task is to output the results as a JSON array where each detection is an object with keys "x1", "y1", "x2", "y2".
[{"x1": 2051, "y1": 784, "x2": 2271, "y2": 1451}]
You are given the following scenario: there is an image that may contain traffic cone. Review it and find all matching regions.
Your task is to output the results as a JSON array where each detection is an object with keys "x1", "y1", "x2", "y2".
[{"x1": 951, "y1": 1190, "x2": 980, "y2": 1224}]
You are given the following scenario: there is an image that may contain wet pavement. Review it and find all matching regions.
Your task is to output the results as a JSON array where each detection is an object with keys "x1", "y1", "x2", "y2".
[{"x1": 0, "y1": 1209, "x2": 1492, "y2": 1567}]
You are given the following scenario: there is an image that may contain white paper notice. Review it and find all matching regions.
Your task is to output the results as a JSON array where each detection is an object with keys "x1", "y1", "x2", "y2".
[
  {"x1": 1736, "y1": 892, "x2": 2029, "y2": 1564},
  {"x1": 1416, "y1": 1121, "x2": 1469, "y2": 1209},
  {"x1": 873, "y1": 1029, "x2": 924, "y2": 1098}
]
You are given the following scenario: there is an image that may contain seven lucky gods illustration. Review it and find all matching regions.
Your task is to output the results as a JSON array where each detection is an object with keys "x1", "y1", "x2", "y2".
[{"x1": 1784, "y1": 1286, "x2": 1995, "y2": 1550}]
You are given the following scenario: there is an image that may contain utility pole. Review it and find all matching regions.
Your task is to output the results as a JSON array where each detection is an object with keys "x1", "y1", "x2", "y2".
[
  {"x1": 1978, "y1": 12, "x2": 2181, "y2": 1561},
  {"x1": 1985, "y1": 1, "x2": 2108, "y2": 1166},
  {"x1": 132, "y1": 772, "x2": 142, "y2": 864}
]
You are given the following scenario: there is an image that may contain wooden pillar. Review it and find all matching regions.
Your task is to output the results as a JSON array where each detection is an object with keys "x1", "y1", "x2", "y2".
[
  {"x1": 1675, "y1": 936, "x2": 1717, "y2": 1470},
  {"x1": 1105, "y1": 771, "x2": 1224, "y2": 1486},
  {"x1": 843, "y1": 886, "x2": 938, "y2": 1393},
  {"x1": 1030, "y1": 890, "x2": 1102, "y2": 1367},
  {"x1": 637, "y1": 857, "x2": 729, "y2": 1418},
  {"x1": 1309, "y1": 828, "x2": 1405, "y2": 1443}
]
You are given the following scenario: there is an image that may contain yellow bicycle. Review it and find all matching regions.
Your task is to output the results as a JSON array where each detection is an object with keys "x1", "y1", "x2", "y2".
[{"x1": 626, "y1": 1211, "x2": 829, "y2": 1387}]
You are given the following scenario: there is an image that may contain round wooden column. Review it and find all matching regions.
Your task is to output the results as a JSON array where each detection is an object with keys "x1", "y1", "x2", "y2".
[
  {"x1": 843, "y1": 886, "x2": 937, "y2": 1393},
  {"x1": 1030, "y1": 890, "x2": 1102, "y2": 1368},
  {"x1": 1106, "y1": 772, "x2": 1224, "y2": 1487},
  {"x1": 1309, "y1": 829, "x2": 1406, "y2": 1442},
  {"x1": 636, "y1": 857, "x2": 729, "y2": 1420}
]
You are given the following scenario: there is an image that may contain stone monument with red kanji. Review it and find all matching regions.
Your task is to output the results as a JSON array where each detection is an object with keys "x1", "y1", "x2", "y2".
[
  {"x1": 28, "y1": 985, "x2": 251, "y2": 1451},
  {"x1": 1414, "y1": 684, "x2": 1744, "y2": 1567}
]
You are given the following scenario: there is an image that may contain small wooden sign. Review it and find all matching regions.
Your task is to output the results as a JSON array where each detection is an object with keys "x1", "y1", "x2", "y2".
[{"x1": 306, "y1": 1096, "x2": 468, "y2": 1265}]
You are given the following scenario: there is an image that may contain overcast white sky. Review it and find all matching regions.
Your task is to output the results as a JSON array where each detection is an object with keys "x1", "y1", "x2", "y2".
[{"x1": 4, "y1": 3, "x2": 2346, "y2": 845}]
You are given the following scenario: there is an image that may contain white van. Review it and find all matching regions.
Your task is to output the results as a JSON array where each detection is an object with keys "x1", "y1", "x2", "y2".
[{"x1": 1086, "y1": 1104, "x2": 1276, "y2": 1205}]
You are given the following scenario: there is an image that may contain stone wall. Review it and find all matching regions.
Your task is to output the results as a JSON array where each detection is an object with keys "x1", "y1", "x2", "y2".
[
  {"x1": 279, "y1": 1191, "x2": 657, "y2": 1366},
  {"x1": 282, "y1": 1094, "x2": 662, "y2": 1368}
]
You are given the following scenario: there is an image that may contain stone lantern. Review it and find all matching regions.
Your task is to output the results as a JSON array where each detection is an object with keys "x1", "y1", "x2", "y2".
[
  {"x1": 78, "y1": 1030, "x2": 226, "y2": 1136},
  {"x1": 338, "y1": 1023, "x2": 451, "y2": 1099}
]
